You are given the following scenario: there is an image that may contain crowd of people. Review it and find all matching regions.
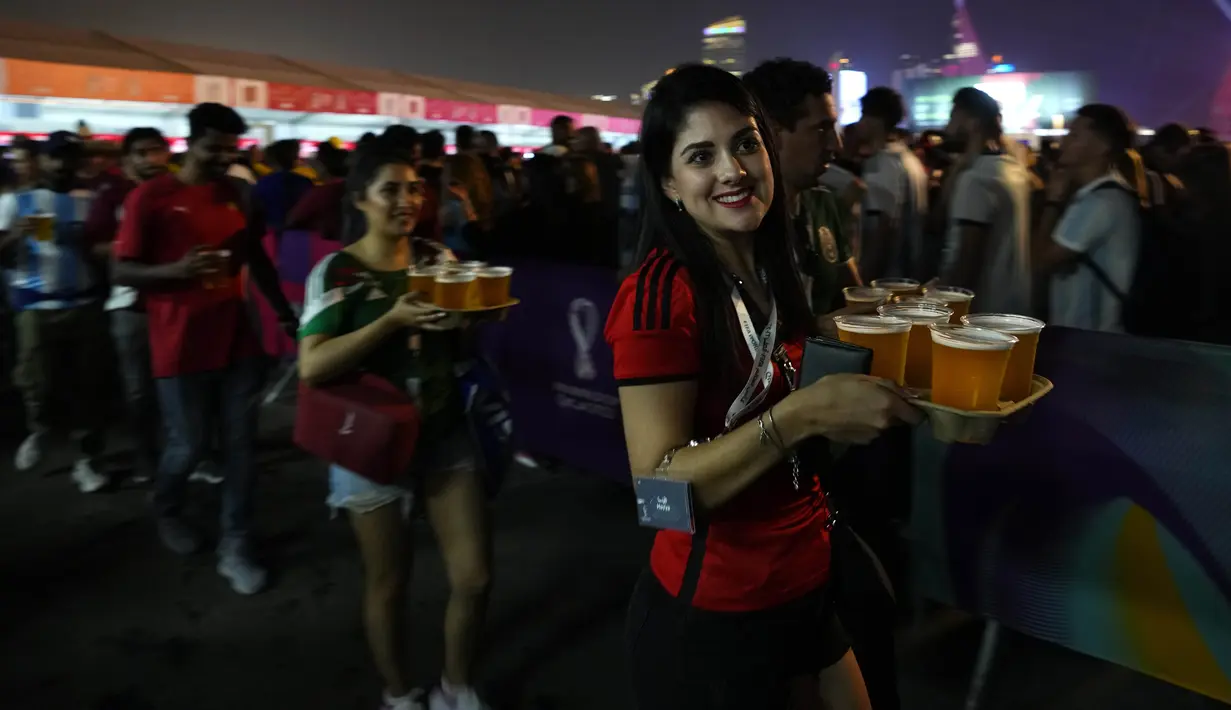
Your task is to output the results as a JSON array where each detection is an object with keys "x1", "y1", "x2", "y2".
[{"x1": 0, "y1": 54, "x2": 1229, "y2": 710}]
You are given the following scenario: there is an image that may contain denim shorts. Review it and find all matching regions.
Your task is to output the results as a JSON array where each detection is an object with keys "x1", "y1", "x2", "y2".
[{"x1": 326, "y1": 423, "x2": 476, "y2": 515}]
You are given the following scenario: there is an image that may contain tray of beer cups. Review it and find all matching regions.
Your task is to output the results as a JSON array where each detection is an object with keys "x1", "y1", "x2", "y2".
[
  {"x1": 913, "y1": 315, "x2": 1053, "y2": 444},
  {"x1": 408, "y1": 262, "x2": 519, "y2": 317},
  {"x1": 835, "y1": 309, "x2": 1052, "y2": 444}
]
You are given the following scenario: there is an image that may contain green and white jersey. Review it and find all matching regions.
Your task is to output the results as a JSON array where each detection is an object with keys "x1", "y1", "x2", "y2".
[{"x1": 299, "y1": 250, "x2": 463, "y2": 435}]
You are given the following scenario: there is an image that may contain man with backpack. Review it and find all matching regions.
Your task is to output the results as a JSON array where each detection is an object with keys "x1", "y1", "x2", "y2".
[{"x1": 1034, "y1": 104, "x2": 1141, "y2": 333}]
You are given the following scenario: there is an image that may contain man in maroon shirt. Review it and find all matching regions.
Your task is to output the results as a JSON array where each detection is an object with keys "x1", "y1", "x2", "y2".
[
  {"x1": 85, "y1": 127, "x2": 170, "y2": 484},
  {"x1": 285, "y1": 141, "x2": 348, "y2": 242},
  {"x1": 113, "y1": 103, "x2": 296, "y2": 596}
]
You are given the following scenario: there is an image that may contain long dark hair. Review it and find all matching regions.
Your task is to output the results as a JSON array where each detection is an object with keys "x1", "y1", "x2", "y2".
[
  {"x1": 342, "y1": 137, "x2": 416, "y2": 244},
  {"x1": 634, "y1": 64, "x2": 813, "y2": 381}
]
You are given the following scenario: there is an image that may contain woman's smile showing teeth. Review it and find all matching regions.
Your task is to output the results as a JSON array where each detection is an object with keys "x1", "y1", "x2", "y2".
[{"x1": 713, "y1": 188, "x2": 753, "y2": 208}]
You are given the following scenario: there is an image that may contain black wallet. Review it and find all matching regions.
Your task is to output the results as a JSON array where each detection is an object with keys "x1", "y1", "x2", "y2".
[
  {"x1": 798, "y1": 336, "x2": 873, "y2": 388},
  {"x1": 796, "y1": 337, "x2": 874, "y2": 488}
]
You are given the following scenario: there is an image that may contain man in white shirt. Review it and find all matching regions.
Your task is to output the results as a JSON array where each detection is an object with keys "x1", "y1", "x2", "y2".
[
  {"x1": 940, "y1": 88, "x2": 1034, "y2": 315},
  {"x1": 0, "y1": 132, "x2": 110, "y2": 492},
  {"x1": 1034, "y1": 104, "x2": 1141, "y2": 333},
  {"x1": 856, "y1": 87, "x2": 930, "y2": 281}
]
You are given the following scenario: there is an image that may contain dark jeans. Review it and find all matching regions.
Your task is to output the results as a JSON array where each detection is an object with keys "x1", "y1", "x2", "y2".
[
  {"x1": 109, "y1": 309, "x2": 161, "y2": 478},
  {"x1": 153, "y1": 358, "x2": 265, "y2": 540}
]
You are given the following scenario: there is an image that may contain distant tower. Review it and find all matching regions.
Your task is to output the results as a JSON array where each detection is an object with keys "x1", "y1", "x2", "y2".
[
  {"x1": 702, "y1": 16, "x2": 747, "y2": 77},
  {"x1": 1213, "y1": 0, "x2": 1231, "y2": 135},
  {"x1": 1212, "y1": 68, "x2": 1231, "y2": 137},
  {"x1": 945, "y1": 0, "x2": 986, "y2": 76}
]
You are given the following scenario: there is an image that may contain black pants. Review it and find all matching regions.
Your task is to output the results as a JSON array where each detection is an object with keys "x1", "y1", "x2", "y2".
[
  {"x1": 827, "y1": 430, "x2": 911, "y2": 710},
  {"x1": 626, "y1": 572, "x2": 850, "y2": 710}
]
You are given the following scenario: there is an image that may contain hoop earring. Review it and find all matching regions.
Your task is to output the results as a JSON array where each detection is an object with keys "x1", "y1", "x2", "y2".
[{"x1": 674, "y1": 197, "x2": 684, "y2": 212}]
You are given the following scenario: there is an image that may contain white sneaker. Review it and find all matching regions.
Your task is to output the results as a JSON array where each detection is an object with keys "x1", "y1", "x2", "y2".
[
  {"x1": 381, "y1": 689, "x2": 426, "y2": 710},
  {"x1": 189, "y1": 461, "x2": 224, "y2": 485},
  {"x1": 217, "y1": 538, "x2": 268, "y2": 595},
  {"x1": 14, "y1": 433, "x2": 45, "y2": 471},
  {"x1": 513, "y1": 451, "x2": 540, "y2": 469},
  {"x1": 428, "y1": 684, "x2": 490, "y2": 710},
  {"x1": 71, "y1": 459, "x2": 109, "y2": 493}
]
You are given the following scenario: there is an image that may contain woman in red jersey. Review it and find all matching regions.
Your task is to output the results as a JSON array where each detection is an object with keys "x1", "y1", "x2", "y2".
[{"x1": 605, "y1": 64, "x2": 921, "y2": 710}]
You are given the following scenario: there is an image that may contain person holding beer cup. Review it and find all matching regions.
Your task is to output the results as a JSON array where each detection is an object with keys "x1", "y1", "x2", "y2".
[
  {"x1": 297, "y1": 138, "x2": 492, "y2": 710},
  {"x1": 0, "y1": 131, "x2": 112, "y2": 494},
  {"x1": 607, "y1": 65, "x2": 920, "y2": 710}
]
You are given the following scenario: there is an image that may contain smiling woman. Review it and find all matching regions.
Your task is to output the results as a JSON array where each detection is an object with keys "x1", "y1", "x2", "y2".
[
  {"x1": 297, "y1": 137, "x2": 493, "y2": 710},
  {"x1": 605, "y1": 64, "x2": 918, "y2": 710}
]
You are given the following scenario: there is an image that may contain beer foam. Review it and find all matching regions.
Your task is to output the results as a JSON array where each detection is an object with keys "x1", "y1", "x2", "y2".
[
  {"x1": 871, "y1": 278, "x2": 919, "y2": 291},
  {"x1": 478, "y1": 266, "x2": 513, "y2": 278},
  {"x1": 844, "y1": 287, "x2": 891, "y2": 301},
  {"x1": 898, "y1": 296, "x2": 948, "y2": 307},
  {"x1": 961, "y1": 313, "x2": 1045, "y2": 334},
  {"x1": 833, "y1": 315, "x2": 911, "y2": 334},
  {"x1": 929, "y1": 289, "x2": 975, "y2": 302},
  {"x1": 878, "y1": 304, "x2": 952, "y2": 322},
  {"x1": 930, "y1": 325, "x2": 1017, "y2": 350},
  {"x1": 435, "y1": 272, "x2": 476, "y2": 283}
]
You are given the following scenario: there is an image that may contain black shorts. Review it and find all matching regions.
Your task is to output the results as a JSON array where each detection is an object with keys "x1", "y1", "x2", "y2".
[{"x1": 625, "y1": 571, "x2": 850, "y2": 710}]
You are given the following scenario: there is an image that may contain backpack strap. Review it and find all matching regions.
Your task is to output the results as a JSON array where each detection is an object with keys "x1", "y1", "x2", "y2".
[
  {"x1": 1077, "y1": 252, "x2": 1127, "y2": 303},
  {"x1": 1078, "y1": 180, "x2": 1134, "y2": 304}
]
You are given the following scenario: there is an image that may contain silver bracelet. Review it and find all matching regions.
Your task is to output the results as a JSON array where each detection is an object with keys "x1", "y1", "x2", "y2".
[
  {"x1": 766, "y1": 407, "x2": 787, "y2": 449},
  {"x1": 653, "y1": 437, "x2": 713, "y2": 478},
  {"x1": 766, "y1": 408, "x2": 802, "y2": 491}
]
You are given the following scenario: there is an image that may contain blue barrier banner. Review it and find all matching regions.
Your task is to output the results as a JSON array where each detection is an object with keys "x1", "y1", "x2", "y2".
[
  {"x1": 912, "y1": 327, "x2": 1231, "y2": 703},
  {"x1": 481, "y1": 259, "x2": 628, "y2": 481}
]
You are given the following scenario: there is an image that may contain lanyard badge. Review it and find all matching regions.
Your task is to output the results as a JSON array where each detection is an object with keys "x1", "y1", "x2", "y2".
[{"x1": 724, "y1": 274, "x2": 777, "y2": 430}]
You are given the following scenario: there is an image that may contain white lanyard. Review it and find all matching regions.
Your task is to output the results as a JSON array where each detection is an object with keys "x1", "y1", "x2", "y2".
[{"x1": 724, "y1": 274, "x2": 777, "y2": 430}]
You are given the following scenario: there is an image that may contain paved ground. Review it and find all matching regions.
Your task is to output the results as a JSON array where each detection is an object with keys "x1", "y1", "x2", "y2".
[{"x1": 0, "y1": 397, "x2": 1225, "y2": 710}]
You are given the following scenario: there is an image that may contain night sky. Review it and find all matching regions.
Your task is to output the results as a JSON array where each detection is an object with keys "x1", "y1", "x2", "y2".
[{"x1": 4, "y1": 0, "x2": 1229, "y2": 127}]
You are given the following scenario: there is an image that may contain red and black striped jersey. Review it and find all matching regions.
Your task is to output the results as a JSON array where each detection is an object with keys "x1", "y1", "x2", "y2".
[
  {"x1": 604, "y1": 249, "x2": 832, "y2": 612},
  {"x1": 604, "y1": 249, "x2": 700, "y2": 386}
]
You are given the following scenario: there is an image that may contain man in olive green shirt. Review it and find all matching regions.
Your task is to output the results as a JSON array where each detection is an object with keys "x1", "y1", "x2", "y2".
[{"x1": 744, "y1": 59, "x2": 862, "y2": 318}]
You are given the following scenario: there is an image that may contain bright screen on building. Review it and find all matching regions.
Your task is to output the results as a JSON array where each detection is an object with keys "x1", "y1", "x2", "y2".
[
  {"x1": 838, "y1": 70, "x2": 868, "y2": 126},
  {"x1": 905, "y1": 71, "x2": 1096, "y2": 133}
]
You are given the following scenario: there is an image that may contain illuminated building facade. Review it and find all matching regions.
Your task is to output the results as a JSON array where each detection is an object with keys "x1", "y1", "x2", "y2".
[{"x1": 702, "y1": 16, "x2": 747, "y2": 76}]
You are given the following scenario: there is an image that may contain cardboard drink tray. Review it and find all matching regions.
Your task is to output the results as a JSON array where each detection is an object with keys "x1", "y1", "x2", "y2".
[
  {"x1": 910, "y1": 375, "x2": 1054, "y2": 444},
  {"x1": 436, "y1": 298, "x2": 521, "y2": 313}
]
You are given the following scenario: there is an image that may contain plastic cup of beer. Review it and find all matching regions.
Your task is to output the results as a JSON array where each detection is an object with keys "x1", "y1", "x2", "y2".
[
  {"x1": 897, "y1": 295, "x2": 949, "y2": 309},
  {"x1": 459, "y1": 260, "x2": 487, "y2": 270},
  {"x1": 843, "y1": 286, "x2": 892, "y2": 308},
  {"x1": 871, "y1": 277, "x2": 921, "y2": 299},
  {"x1": 434, "y1": 271, "x2": 477, "y2": 310},
  {"x1": 961, "y1": 313, "x2": 1046, "y2": 402},
  {"x1": 928, "y1": 324, "x2": 1018, "y2": 411},
  {"x1": 877, "y1": 303, "x2": 953, "y2": 389},
  {"x1": 408, "y1": 266, "x2": 440, "y2": 301},
  {"x1": 833, "y1": 314, "x2": 912, "y2": 386},
  {"x1": 476, "y1": 266, "x2": 513, "y2": 307},
  {"x1": 29, "y1": 213, "x2": 55, "y2": 242},
  {"x1": 922, "y1": 285, "x2": 976, "y2": 322},
  {"x1": 200, "y1": 249, "x2": 232, "y2": 289}
]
